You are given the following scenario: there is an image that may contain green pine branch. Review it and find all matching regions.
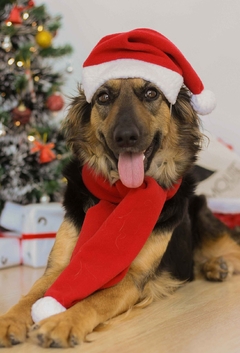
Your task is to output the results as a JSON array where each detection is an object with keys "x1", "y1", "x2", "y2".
[
  {"x1": 39, "y1": 44, "x2": 73, "y2": 58},
  {"x1": 15, "y1": 43, "x2": 33, "y2": 62},
  {"x1": 1, "y1": 24, "x2": 17, "y2": 36},
  {"x1": 29, "y1": 5, "x2": 49, "y2": 23},
  {"x1": 0, "y1": 111, "x2": 11, "y2": 125}
]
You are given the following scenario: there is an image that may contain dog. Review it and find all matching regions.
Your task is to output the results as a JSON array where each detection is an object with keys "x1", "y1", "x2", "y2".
[
  {"x1": 1, "y1": 28, "x2": 240, "y2": 348},
  {"x1": 0, "y1": 78, "x2": 240, "y2": 348}
]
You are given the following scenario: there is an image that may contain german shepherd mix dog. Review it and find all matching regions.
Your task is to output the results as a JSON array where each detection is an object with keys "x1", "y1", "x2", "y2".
[{"x1": 1, "y1": 29, "x2": 240, "y2": 349}]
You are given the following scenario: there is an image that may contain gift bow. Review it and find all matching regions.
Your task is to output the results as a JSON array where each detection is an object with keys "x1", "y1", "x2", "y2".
[{"x1": 31, "y1": 140, "x2": 56, "y2": 164}]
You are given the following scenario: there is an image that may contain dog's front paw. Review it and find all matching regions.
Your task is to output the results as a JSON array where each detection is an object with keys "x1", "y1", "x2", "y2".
[
  {"x1": 28, "y1": 310, "x2": 85, "y2": 348},
  {"x1": 0, "y1": 313, "x2": 31, "y2": 347}
]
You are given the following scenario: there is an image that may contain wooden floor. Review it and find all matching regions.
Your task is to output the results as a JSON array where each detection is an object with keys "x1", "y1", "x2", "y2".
[{"x1": 0, "y1": 266, "x2": 240, "y2": 352}]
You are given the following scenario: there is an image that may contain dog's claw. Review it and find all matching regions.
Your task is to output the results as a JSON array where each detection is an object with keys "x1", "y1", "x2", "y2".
[
  {"x1": 49, "y1": 339, "x2": 62, "y2": 348},
  {"x1": 70, "y1": 334, "x2": 79, "y2": 346},
  {"x1": 9, "y1": 334, "x2": 20, "y2": 345},
  {"x1": 36, "y1": 333, "x2": 45, "y2": 345},
  {"x1": 219, "y1": 258, "x2": 228, "y2": 271}
]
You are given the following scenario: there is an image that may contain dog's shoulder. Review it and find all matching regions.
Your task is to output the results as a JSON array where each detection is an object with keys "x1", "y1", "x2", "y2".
[{"x1": 155, "y1": 171, "x2": 196, "y2": 233}]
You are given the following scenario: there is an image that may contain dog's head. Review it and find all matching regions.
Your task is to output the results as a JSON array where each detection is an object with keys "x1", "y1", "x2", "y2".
[{"x1": 63, "y1": 78, "x2": 202, "y2": 188}]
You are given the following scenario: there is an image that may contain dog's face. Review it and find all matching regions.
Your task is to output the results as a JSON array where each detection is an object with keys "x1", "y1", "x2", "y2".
[{"x1": 64, "y1": 78, "x2": 202, "y2": 188}]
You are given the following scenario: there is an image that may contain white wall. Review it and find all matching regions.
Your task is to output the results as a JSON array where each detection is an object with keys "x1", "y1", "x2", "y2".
[{"x1": 35, "y1": 0, "x2": 240, "y2": 154}]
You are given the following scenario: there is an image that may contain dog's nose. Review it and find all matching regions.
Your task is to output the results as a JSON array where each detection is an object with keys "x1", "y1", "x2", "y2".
[{"x1": 114, "y1": 125, "x2": 140, "y2": 148}]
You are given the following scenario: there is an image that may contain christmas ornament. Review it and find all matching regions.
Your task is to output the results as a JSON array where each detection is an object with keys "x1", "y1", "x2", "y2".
[
  {"x1": 31, "y1": 140, "x2": 56, "y2": 164},
  {"x1": 12, "y1": 103, "x2": 31, "y2": 125},
  {"x1": 0, "y1": 122, "x2": 7, "y2": 137},
  {"x1": 28, "y1": 0, "x2": 35, "y2": 7},
  {"x1": 2, "y1": 35, "x2": 12, "y2": 52},
  {"x1": 46, "y1": 93, "x2": 64, "y2": 112},
  {"x1": 35, "y1": 30, "x2": 53, "y2": 48},
  {"x1": 40, "y1": 193, "x2": 50, "y2": 203},
  {"x1": 82, "y1": 28, "x2": 216, "y2": 115},
  {"x1": 5, "y1": 6, "x2": 22, "y2": 25}
]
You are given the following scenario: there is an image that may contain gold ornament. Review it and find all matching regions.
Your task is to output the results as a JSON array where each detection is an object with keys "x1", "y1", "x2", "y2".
[{"x1": 35, "y1": 30, "x2": 52, "y2": 48}]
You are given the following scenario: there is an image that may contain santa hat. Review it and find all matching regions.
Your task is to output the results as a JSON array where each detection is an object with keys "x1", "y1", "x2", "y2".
[{"x1": 82, "y1": 28, "x2": 216, "y2": 115}]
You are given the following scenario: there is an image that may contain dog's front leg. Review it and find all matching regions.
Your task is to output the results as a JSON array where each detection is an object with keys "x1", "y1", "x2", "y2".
[
  {"x1": 0, "y1": 218, "x2": 79, "y2": 347},
  {"x1": 28, "y1": 273, "x2": 140, "y2": 348},
  {"x1": 28, "y1": 231, "x2": 174, "y2": 348}
]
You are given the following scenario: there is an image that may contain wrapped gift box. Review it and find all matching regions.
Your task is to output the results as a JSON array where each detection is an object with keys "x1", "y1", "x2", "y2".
[
  {"x1": 0, "y1": 231, "x2": 21, "y2": 269},
  {"x1": 207, "y1": 198, "x2": 240, "y2": 229},
  {"x1": 21, "y1": 236, "x2": 56, "y2": 268},
  {"x1": 0, "y1": 202, "x2": 65, "y2": 268},
  {"x1": 196, "y1": 133, "x2": 240, "y2": 228}
]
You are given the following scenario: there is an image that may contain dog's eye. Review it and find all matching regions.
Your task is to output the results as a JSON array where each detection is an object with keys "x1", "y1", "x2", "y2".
[
  {"x1": 144, "y1": 88, "x2": 158, "y2": 100},
  {"x1": 97, "y1": 93, "x2": 110, "y2": 104}
]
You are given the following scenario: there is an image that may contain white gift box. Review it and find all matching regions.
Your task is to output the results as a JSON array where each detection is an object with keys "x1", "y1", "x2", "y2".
[
  {"x1": 21, "y1": 237, "x2": 55, "y2": 268},
  {"x1": 0, "y1": 202, "x2": 65, "y2": 268},
  {"x1": 0, "y1": 202, "x2": 64, "y2": 235},
  {"x1": 196, "y1": 132, "x2": 240, "y2": 200},
  {"x1": 0, "y1": 234, "x2": 21, "y2": 269},
  {"x1": 196, "y1": 133, "x2": 240, "y2": 228}
]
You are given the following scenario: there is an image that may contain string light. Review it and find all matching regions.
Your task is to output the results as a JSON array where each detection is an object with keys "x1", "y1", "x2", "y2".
[
  {"x1": 14, "y1": 121, "x2": 21, "y2": 126},
  {"x1": 37, "y1": 25, "x2": 43, "y2": 32},
  {"x1": 8, "y1": 58, "x2": 15, "y2": 65},
  {"x1": 30, "y1": 46, "x2": 37, "y2": 53},
  {"x1": 22, "y1": 12, "x2": 29, "y2": 20},
  {"x1": 28, "y1": 135, "x2": 35, "y2": 142},
  {"x1": 6, "y1": 21, "x2": 12, "y2": 26},
  {"x1": 16, "y1": 61, "x2": 24, "y2": 67}
]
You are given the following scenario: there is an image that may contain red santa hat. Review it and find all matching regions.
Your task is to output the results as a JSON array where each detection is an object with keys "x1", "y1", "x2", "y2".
[{"x1": 82, "y1": 28, "x2": 216, "y2": 115}]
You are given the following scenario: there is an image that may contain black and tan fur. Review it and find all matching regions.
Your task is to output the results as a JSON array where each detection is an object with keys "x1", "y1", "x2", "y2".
[{"x1": 0, "y1": 78, "x2": 240, "y2": 348}]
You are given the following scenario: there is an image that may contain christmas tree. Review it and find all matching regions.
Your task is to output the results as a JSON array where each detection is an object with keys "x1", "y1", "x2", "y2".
[{"x1": 0, "y1": 1, "x2": 73, "y2": 213}]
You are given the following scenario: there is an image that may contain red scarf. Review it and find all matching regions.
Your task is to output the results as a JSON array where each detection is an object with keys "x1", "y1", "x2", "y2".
[{"x1": 44, "y1": 164, "x2": 181, "y2": 308}]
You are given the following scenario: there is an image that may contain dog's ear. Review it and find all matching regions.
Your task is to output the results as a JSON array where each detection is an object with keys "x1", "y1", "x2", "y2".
[
  {"x1": 172, "y1": 86, "x2": 199, "y2": 124},
  {"x1": 62, "y1": 88, "x2": 91, "y2": 154},
  {"x1": 172, "y1": 86, "x2": 202, "y2": 147},
  {"x1": 169, "y1": 86, "x2": 203, "y2": 171}
]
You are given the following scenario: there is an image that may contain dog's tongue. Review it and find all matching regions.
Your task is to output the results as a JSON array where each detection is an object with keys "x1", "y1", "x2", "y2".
[{"x1": 118, "y1": 152, "x2": 144, "y2": 188}]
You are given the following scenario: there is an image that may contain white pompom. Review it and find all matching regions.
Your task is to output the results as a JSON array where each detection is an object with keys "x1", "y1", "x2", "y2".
[
  {"x1": 31, "y1": 296, "x2": 66, "y2": 323},
  {"x1": 191, "y1": 89, "x2": 216, "y2": 115}
]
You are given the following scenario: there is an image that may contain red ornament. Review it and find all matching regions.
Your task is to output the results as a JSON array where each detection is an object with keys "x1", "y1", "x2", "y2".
[
  {"x1": 5, "y1": 6, "x2": 22, "y2": 25},
  {"x1": 46, "y1": 93, "x2": 64, "y2": 112},
  {"x1": 31, "y1": 141, "x2": 56, "y2": 164},
  {"x1": 12, "y1": 104, "x2": 31, "y2": 125},
  {"x1": 27, "y1": 0, "x2": 35, "y2": 8}
]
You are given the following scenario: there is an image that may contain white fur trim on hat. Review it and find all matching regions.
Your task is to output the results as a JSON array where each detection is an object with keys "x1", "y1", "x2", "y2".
[
  {"x1": 191, "y1": 89, "x2": 216, "y2": 115},
  {"x1": 82, "y1": 58, "x2": 183, "y2": 104}
]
